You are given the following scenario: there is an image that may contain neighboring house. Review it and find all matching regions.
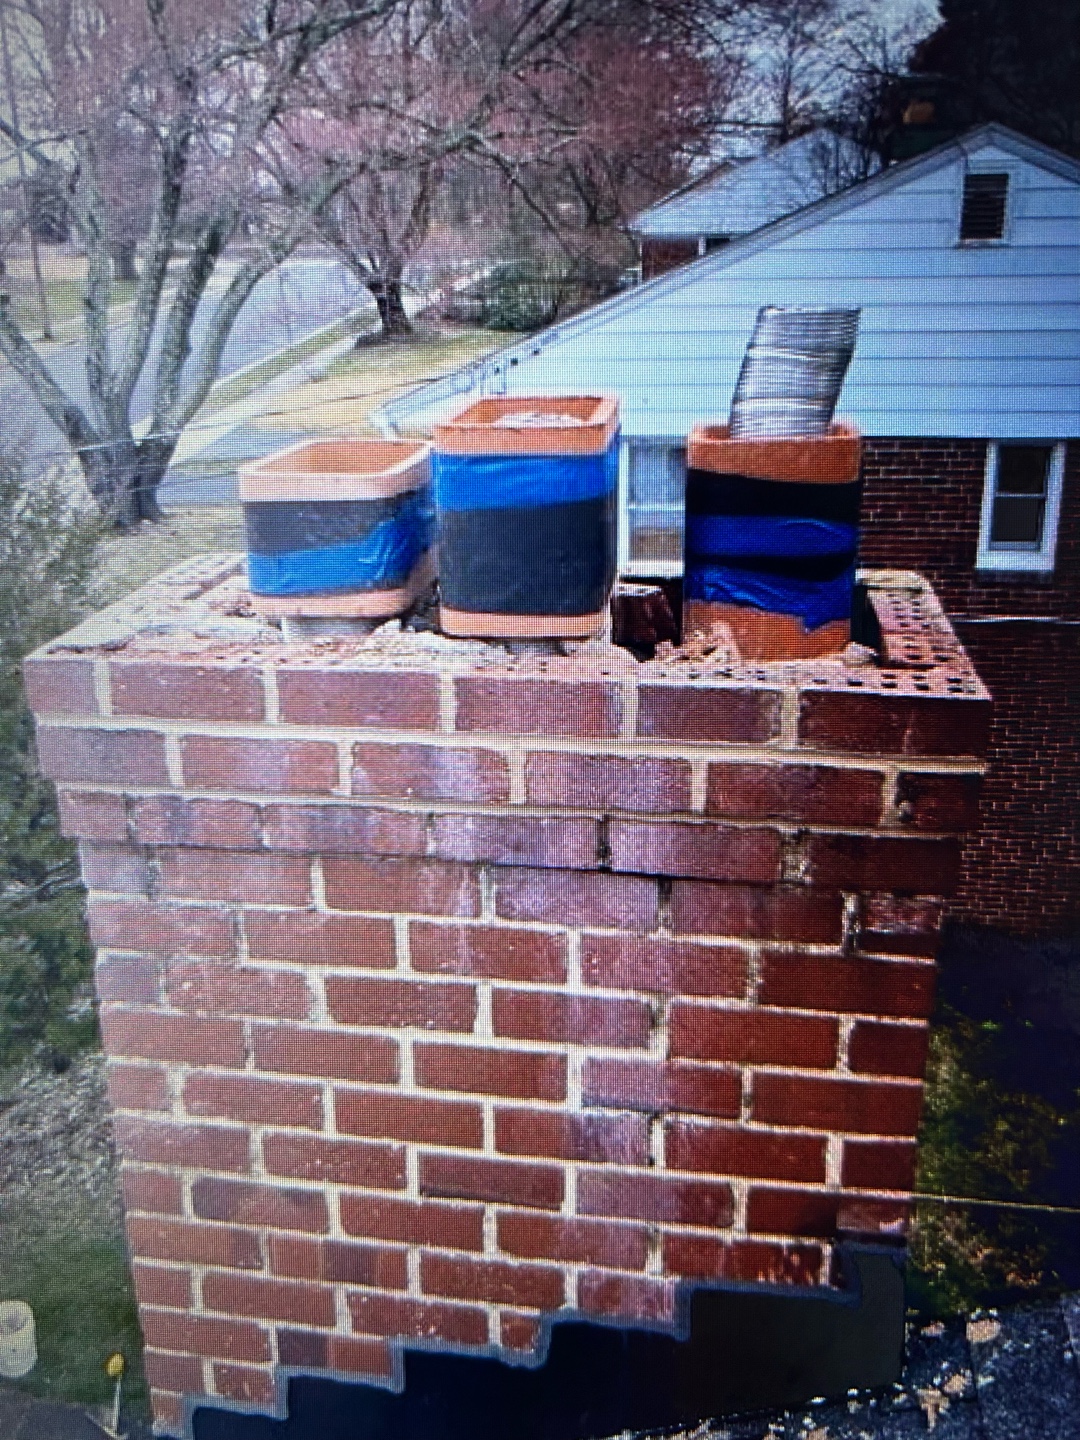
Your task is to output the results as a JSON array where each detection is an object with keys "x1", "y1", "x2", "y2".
[
  {"x1": 628, "y1": 129, "x2": 878, "y2": 278},
  {"x1": 378, "y1": 124, "x2": 1080, "y2": 939}
]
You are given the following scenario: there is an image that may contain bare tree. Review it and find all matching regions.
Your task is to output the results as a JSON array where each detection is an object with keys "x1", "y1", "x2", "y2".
[{"x1": 0, "y1": 0, "x2": 614, "y2": 525}]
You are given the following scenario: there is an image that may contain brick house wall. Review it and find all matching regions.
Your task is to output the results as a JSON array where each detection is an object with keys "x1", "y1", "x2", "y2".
[
  {"x1": 859, "y1": 438, "x2": 1080, "y2": 935},
  {"x1": 25, "y1": 562, "x2": 987, "y2": 1436}
]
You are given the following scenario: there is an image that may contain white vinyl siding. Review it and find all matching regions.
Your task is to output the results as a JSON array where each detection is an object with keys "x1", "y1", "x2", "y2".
[{"x1": 619, "y1": 441, "x2": 685, "y2": 576}]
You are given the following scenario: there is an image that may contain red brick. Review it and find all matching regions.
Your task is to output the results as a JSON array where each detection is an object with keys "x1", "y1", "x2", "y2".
[
  {"x1": 131, "y1": 1262, "x2": 192, "y2": 1310},
  {"x1": 276, "y1": 1328, "x2": 329, "y2": 1368},
  {"x1": 752, "y1": 1074, "x2": 925, "y2": 1136},
  {"x1": 269, "y1": 1236, "x2": 408, "y2": 1289},
  {"x1": 895, "y1": 771, "x2": 982, "y2": 832},
  {"x1": 494, "y1": 1108, "x2": 648, "y2": 1164},
  {"x1": 156, "y1": 848, "x2": 312, "y2": 906},
  {"x1": 494, "y1": 867, "x2": 657, "y2": 931},
  {"x1": 858, "y1": 895, "x2": 944, "y2": 957},
  {"x1": 326, "y1": 976, "x2": 477, "y2": 1032},
  {"x1": 245, "y1": 911, "x2": 395, "y2": 968},
  {"x1": 580, "y1": 934, "x2": 748, "y2": 999},
  {"x1": 96, "y1": 953, "x2": 160, "y2": 1005},
  {"x1": 335, "y1": 1088, "x2": 484, "y2": 1149},
  {"x1": 757, "y1": 952, "x2": 936, "y2": 1019},
  {"x1": 421, "y1": 1254, "x2": 564, "y2": 1311},
  {"x1": 141, "y1": 1309, "x2": 273, "y2": 1363},
  {"x1": 165, "y1": 960, "x2": 312, "y2": 1021},
  {"x1": 143, "y1": 1350, "x2": 202, "y2": 1393},
  {"x1": 87, "y1": 898, "x2": 236, "y2": 957},
  {"x1": 806, "y1": 834, "x2": 962, "y2": 895},
  {"x1": 183, "y1": 1073, "x2": 323, "y2": 1131},
  {"x1": 836, "y1": 1197, "x2": 912, "y2": 1237},
  {"x1": 500, "y1": 1313, "x2": 543, "y2": 1352},
  {"x1": 848, "y1": 1021, "x2": 930, "y2": 1078},
  {"x1": 798, "y1": 691, "x2": 991, "y2": 758},
  {"x1": 278, "y1": 667, "x2": 440, "y2": 729},
  {"x1": 583, "y1": 1058, "x2": 742, "y2": 1119},
  {"x1": 126, "y1": 1216, "x2": 261, "y2": 1269},
  {"x1": 455, "y1": 675, "x2": 621, "y2": 738},
  {"x1": 149, "y1": 1392, "x2": 184, "y2": 1429},
  {"x1": 262, "y1": 1133, "x2": 406, "y2": 1190},
  {"x1": 252, "y1": 1024, "x2": 399, "y2": 1084},
  {"x1": 123, "y1": 1167, "x2": 184, "y2": 1215},
  {"x1": 100, "y1": 1007, "x2": 247, "y2": 1067},
  {"x1": 577, "y1": 1170, "x2": 733, "y2": 1228},
  {"x1": 130, "y1": 796, "x2": 261, "y2": 849},
  {"x1": 23, "y1": 655, "x2": 98, "y2": 715},
  {"x1": 410, "y1": 922, "x2": 567, "y2": 984},
  {"x1": 244, "y1": 910, "x2": 397, "y2": 967},
  {"x1": 79, "y1": 841, "x2": 150, "y2": 895},
  {"x1": 113, "y1": 1116, "x2": 251, "y2": 1173},
  {"x1": 510, "y1": 752, "x2": 671, "y2": 822},
  {"x1": 213, "y1": 1364, "x2": 274, "y2": 1405},
  {"x1": 525, "y1": 751, "x2": 692, "y2": 813},
  {"x1": 322, "y1": 856, "x2": 481, "y2": 917},
  {"x1": 608, "y1": 819, "x2": 781, "y2": 884},
  {"x1": 56, "y1": 789, "x2": 128, "y2": 841},
  {"x1": 668, "y1": 1005, "x2": 838, "y2": 1069},
  {"x1": 339, "y1": 1196, "x2": 484, "y2": 1252},
  {"x1": 670, "y1": 883, "x2": 844, "y2": 943},
  {"x1": 431, "y1": 813, "x2": 599, "y2": 870},
  {"x1": 419, "y1": 1153, "x2": 564, "y2": 1210},
  {"x1": 109, "y1": 661, "x2": 264, "y2": 722},
  {"x1": 578, "y1": 1272, "x2": 675, "y2": 1324},
  {"x1": 414, "y1": 1043, "x2": 566, "y2": 1101},
  {"x1": 328, "y1": 1336, "x2": 394, "y2": 1378},
  {"x1": 636, "y1": 684, "x2": 781, "y2": 743},
  {"x1": 840, "y1": 1140, "x2": 918, "y2": 1192},
  {"x1": 497, "y1": 1213, "x2": 648, "y2": 1270},
  {"x1": 35, "y1": 726, "x2": 169, "y2": 786},
  {"x1": 263, "y1": 804, "x2": 427, "y2": 857},
  {"x1": 107, "y1": 1061, "x2": 171, "y2": 1112},
  {"x1": 665, "y1": 1120, "x2": 827, "y2": 1183},
  {"x1": 352, "y1": 742, "x2": 510, "y2": 803},
  {"x1": 349, "y1": 1293, "x2": 488, "y2": 1346},
  {"x1": 181, "y1": 736, "x2": 339, "y2": 794},
  {"x1": 664, "y1": 1235, "x2": 822, "y2": 1287},
  {"x1": 492, "y1": 989, "x2": 652, "y2": 1049},
  {"x1": 746, "y1": 1188, "x2": 840, "y2": 1237},
  {"x1": 202, "y1": 1273, "x2": 336, "y2": 1328},
  {"x1": 704, "y1": 762, "x2": 884, "y2": 826}
]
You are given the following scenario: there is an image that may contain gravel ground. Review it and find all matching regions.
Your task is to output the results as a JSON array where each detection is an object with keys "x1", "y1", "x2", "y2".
[{"x1": 0, "y1": 1049, "x2": 120, "y2": 1215}]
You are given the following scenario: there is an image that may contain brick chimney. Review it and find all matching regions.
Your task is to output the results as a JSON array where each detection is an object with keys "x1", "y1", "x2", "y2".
[{"x1": 24, "y1": 557, "x2": 988, "y2": 1437}]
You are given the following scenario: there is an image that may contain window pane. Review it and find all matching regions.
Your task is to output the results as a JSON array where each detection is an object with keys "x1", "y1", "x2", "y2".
[
  {"x1": 990, "y1": 495, "x2": 1045, "y2": 545},
  {"x1": 627, "y1": 444, "x2": 685, "y2": 508},
  {"x1": 997, "y1": 445, "x2": 1052, "y2": 496}
]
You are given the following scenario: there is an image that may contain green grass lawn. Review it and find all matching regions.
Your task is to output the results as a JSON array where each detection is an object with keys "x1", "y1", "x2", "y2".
[
  {"x1": 10, "y1": 278, "x2": 137, "y2": 334},
  {"x1": 0, "y1": 1196, "x2": 148, "y2": 1417}
]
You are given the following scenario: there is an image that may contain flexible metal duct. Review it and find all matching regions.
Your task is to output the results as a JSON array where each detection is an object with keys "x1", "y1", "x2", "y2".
[{"x1": 729, "y1": 306, "x2": 860, "y2": 438}]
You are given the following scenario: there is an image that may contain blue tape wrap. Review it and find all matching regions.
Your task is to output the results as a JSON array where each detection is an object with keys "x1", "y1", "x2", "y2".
[
  {"x1": 433, "y1": 438, "x2": 619, "y2": 513},
  {"x1": 685, "y1": 513, "x2": 857, "y2": 559},
  {"x1": 248, "y1": 491, "x2": 433, "y2": 597},
  {"x1": 684, "y1": 561, "x2": 856, "y2": 630}
]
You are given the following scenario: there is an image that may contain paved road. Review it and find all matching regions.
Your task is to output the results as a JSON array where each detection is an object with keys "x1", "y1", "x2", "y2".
[{"x1": 1, "y1": 257, "x2": 370, "y2": 472}]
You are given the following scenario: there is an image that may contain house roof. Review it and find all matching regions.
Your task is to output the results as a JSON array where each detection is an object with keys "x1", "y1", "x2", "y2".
[
  {"x1": 381, "y1": 125, "x2": 1080, "y2": 442},
  {"x1": 628, "y1": 130, "x2": 877, "y2": 240}
]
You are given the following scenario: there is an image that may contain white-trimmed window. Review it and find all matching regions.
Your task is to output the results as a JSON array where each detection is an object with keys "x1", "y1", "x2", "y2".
[
  {"x1": 977, "y1": 441, "x2": 1066, "y2": 573},
  {"x1": 618, "y1": 439, "x2": 686, "y2": 576}
]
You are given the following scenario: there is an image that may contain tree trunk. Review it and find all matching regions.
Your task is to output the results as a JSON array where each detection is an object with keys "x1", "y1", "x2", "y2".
[
  {"x1": 370, "y1": 275, "x2": 412, "y2": 338},
  {"x1": 113, "y1": 240, "x2": 139, "y2": 284},
  {"x1": 79, "y1": 433, "x2": 175, "y2": 528}
]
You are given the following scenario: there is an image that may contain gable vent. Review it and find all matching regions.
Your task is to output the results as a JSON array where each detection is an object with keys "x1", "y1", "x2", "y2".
[{"x1": 960, "y1": 171, "x2": 1009, "y2": 241}]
